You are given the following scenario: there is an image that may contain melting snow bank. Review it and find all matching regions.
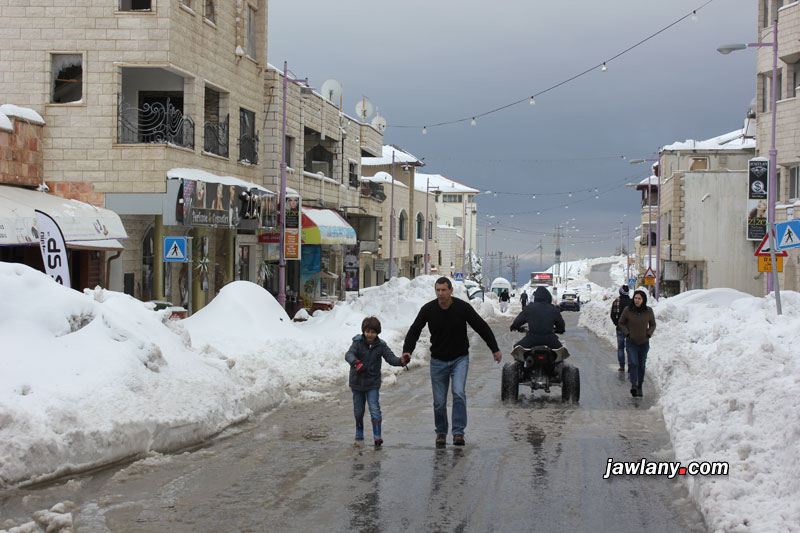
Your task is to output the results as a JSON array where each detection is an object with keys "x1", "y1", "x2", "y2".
[
  {"x1": 580, "y1": 287, "x2": 800, "y2": 532},
  {"x1": 0, "y1": 266, "x2": 492, "y2": 489}
]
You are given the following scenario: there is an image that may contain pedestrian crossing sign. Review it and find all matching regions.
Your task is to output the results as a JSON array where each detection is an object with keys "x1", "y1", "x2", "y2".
[
  {"x1": 776, "y1": 220, "x2": 800, "y2": 250},
  {"x1": 164, "y1": 236, "x2": 188, "y2": 262}
]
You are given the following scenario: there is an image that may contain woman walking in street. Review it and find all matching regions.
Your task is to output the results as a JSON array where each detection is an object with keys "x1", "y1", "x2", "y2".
[{"x1": 618, "y1": 289, "x2": 656, "y2": 397}]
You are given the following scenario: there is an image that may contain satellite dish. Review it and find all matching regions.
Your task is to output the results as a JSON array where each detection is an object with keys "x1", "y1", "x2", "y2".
[
  {"x1": 320, "y1": 79, "x2": 342, "y2": 106},
  {"x1": 355, "y1": 97, "x2": 374, "y2": 122},
  {"x1": 371, "y1": 110, "x2": 387, "y2": 133}
]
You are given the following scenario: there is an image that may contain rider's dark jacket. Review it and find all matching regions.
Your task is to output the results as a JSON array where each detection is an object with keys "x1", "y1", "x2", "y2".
[{"x1": 510, "y1": 286, "x2": 565, "y2": 349}]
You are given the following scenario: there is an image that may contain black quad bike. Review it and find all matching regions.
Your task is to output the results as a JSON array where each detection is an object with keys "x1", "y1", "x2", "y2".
[{"x1": 501, "y1": 331, "x2": 580, "y2": 403}]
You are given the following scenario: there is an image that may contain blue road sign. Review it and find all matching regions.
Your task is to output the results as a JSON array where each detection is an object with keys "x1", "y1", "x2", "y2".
[
  {"x1": 453, "y1": 272, "x2": 464, "y2": 281},
  {"x1": 776, "y1": 220, "x2": 800, "y2": 250},
  {"x1": 628, "y1": 278, "x2": 636, "y2": 287},
  {"x1": 164, "y1": 236, "x2": 188, "y2": 262}
]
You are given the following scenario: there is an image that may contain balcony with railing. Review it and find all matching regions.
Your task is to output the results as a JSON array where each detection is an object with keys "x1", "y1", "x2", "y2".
[
  {"x1": 117, "y1": 67, "x2": 195, "y2": 150},
  {"x1": 203, "y1": 114, "x2": 229, "y2": 158}
]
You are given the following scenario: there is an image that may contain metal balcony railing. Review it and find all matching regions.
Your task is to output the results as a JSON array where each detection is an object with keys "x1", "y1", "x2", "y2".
[
  {"x1": 238, "y1": 133, "x2": 259, "y2": 165},
  {"x1": 203, "y1": 114, "x2": 229, "y2": 158},
  {"x1": 117, "y1": 96, "x2": 195, "y2": 149}
]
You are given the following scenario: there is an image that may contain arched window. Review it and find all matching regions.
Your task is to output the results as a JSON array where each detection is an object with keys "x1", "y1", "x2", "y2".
[
  {"x1": 398, "y1": 211, "x2": 407, "y2": 240},
  {"x1": 416, "y1": 213, "x2": 424, "y2": 240}
]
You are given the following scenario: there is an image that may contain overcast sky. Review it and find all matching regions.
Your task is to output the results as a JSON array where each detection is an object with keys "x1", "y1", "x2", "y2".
[{"x1": 268, "y1": 0, "x2": 756, "y2": 280}]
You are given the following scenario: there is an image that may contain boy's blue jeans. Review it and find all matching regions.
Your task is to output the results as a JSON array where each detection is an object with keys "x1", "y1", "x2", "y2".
[
  {"x1": 352, "y1": 389, "x2": 381, "y2": 440},
  {"x1": 429, "y1": 354, "x2": 469, "y2": 436},
  {"x1": 616, "y1": 329, "x2": 627, "y2": 369}
]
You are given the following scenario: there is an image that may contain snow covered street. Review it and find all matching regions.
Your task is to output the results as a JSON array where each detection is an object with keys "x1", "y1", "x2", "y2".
[{"x1": 2, "y1": 257, "x2": 800, "y2": 531}]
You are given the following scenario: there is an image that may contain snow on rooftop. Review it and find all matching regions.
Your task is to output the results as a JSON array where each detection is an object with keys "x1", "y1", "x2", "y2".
[
  {"x1": 663, "y1": 127, "x2": 755, "y2": 151},
  {"x1": 638, "y1": 175, "x2": 659, "y2": 186},
  {"x1": 0, "y1": 112, "x2": 12, "y2": 132},
  {"x1": 361, "y1": 171, "x2": 408, "y2": 188},
  {"x1": 167, "y1": 168, "x2": 273, "y2": 193},
  {"x1": 362, "y1": 144, "x2": 424, "y2": 166},
  {"x1": 414, "y1": 172, "x2": 480, "y2": 194},
  {"x1": 0, "y1": 104, "x2": 45, "y2": 125}
]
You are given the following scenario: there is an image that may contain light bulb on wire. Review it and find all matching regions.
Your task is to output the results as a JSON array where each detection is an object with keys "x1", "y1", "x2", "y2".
[
  {"x1": 422, "y1": 126, "x2": 428, "y2": 135},
  {"x1": 471, "y1": 117, "x2": 476, "y2": 127},
  {"x1": 601, "y1": 62, "x2": 607, "y2": 72},
  {"x1": 691, "y1": 10, "x2": 697, "y2": 22},
  {"x1": 529, "y1": 96, "x2": 535, "y2": 106}
]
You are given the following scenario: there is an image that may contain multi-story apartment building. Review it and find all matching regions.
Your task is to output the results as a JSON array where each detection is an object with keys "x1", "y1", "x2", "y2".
[
  {"x1": 0, "y1": 0, "x2": 270, "y2": 313},
  {"x1": 415, "y1": 172, "x2": 479, "y2": 278},
  {"x1": 755, "y1": 0, "x2": 800, "y2": 292},
  {"x1": 647, "y1": 118, "x2": 758, "y2": 296},
  {"x1": 261, "y1": 65, "x2": 383, "y2": 313},
  {"x1": 361, "y1": 145, "x2": 435, "y2": 279}
]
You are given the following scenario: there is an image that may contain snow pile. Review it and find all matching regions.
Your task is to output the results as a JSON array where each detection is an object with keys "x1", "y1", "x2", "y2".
[
  {"x1": 580, "y1": 277, "x2": 800, "y2": 531},
  {"x1": 0, "y1": 265, "x2": 486, "y2": 488}
]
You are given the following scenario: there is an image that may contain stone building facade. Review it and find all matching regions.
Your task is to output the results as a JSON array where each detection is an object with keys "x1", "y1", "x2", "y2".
[
  {"x1": 755, "y1": 0, "x2": 800, "y2": 292},
  {"x1": 0, "y1": 0, "x2": 269, "y2": 311}
]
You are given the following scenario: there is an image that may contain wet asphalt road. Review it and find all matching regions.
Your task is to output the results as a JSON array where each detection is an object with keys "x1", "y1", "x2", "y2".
[{"x1": 0, "y1": 309, "x2": 705, "y2": 532}]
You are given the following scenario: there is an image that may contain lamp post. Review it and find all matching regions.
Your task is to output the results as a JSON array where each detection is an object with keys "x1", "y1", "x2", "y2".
[
  {"x1": 424, "y1": 178, "x2": 440, "y2": 274},
  {"x1": 718, "y1": 20, "x2": 782, "y2": 315},
  {"x1": 278, "y1": 61, "x2": 308, "y2": 309},
  {"x1": 630, "y1": 159, "x2": 660, "y2": 298},
  {"x1": 389, "y1": 151, "x2": 396, "y2": 280}
]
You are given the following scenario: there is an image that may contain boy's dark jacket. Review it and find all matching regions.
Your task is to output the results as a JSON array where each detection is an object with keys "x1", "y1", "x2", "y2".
[{"x1": 345, "y1": 334, "x2": 404, "y2": 391}]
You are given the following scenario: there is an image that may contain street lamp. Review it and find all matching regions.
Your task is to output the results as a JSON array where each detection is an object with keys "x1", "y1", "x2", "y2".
[
  {"x1": 424, "y1": 178, "x2": 440, "y2": 274},
  {"x1": 718, "y1": 21, "x2": 782, "y2": 315},
  {"x1": 630, "y1": 158, "x2": 660, "y2": 298},
  {"x1": 278, "y1": 61, "x2": 308, "y2": 309},
  {"x1": 389, "y1": 151, "x2": 396, "y2": 280}
]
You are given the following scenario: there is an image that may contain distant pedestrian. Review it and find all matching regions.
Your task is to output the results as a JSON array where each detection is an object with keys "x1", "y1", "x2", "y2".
[
  {"x1": 609, "y1": 285, "x2": 632, "y2": 372},
  {"x1": 345, "y1": 316, "x2": 410, "y2": 447},
  {"x1": 519, "y1": 290, "x2": 529, "y2": 308},
  {"x1": 499, "y1": 289, "x2": 510, "y2": 313},
  {"x1": 402, "y1": 277, "x2": 501, "y2": 448},
  {"x1": 618, "y1": 289, "x2": 656, "y2": 398}
]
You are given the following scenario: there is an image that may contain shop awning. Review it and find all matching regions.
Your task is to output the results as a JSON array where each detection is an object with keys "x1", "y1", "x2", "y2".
[
  {"x1": 0, "y1": 185, "x2": 128, "y2": 246},
  {"x1": 301, "y1": 208, "x2": 357, "y2": 245}
]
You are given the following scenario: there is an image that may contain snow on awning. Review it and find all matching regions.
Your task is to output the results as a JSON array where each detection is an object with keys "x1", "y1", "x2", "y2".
[
  {"x1": 67, "y1": 239, "x2": 124, "y2": 250},
  {"x1": 0, "y1": 185, "x2": 127, "y2": 246},
  {"x1": 301, "y1": 207, "x2": 357, "y2": 245}
]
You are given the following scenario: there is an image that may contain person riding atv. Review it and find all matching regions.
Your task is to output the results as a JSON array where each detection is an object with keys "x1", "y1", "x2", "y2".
[
  {"x1": 509, "y1": 286, "x2": 565, "y2": 348},
  {"x1": 504, "y1": 287, "x2": 578, "y2": 403}
]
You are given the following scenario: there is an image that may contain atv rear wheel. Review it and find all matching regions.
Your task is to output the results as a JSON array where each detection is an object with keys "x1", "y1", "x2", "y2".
[
  {"x1": 501, "y1": 361, "x2": 521, "y2": 402},
  {"x1": 561, "y1": 365, "x2": 580, "y2": 403}
]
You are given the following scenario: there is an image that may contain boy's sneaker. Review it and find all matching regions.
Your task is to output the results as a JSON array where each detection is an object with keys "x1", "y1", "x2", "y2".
[
  {"x1": 435, "y1": 434, "x2": 446, "y2": 448},
  {"x1": 618, "y1": 366, "x2": 625, "y2": 372},
  {"x1": 374, "y1": 439, "x2": 383, "y2": 447},
  {"x1": 453, "y1": 434, "x2": 465, "y2": 446}
]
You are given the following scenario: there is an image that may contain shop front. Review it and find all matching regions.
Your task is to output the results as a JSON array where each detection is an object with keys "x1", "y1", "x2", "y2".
[
  {"x1": 106, "y1": 168, "x2": 276, "y2": 313},
  {"x1": 299, "y1": 207, "x2": 357, "y2": 312},
  {"x1": 0, "y1": 184, "x2": 127, "y2": 291}
]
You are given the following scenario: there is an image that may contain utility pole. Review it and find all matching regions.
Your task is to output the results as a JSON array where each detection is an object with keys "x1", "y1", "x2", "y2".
[
  {"x1": 554, "y1": 225, "x2": 562, "y2": 283},
  {"x1": 507, "y1": 254, "x2": 519, "y2": 289},
  {"x1": 536, "y1": 240, "x2": 543, "y2": 271},
  {"x1": 497, "y1": 251, "x2": 504, "y2": 280}
]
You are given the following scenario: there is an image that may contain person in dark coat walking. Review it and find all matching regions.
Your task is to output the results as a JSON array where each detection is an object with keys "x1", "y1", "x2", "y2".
[
  {"x1": 510, "y1": 286, "x2": 565, "y2": 349},
  {"x1": 519, "y1": 290, "x2": 529, "y2": 308},
  {"x1": 345, "y1": 316, "x2": 410, "y2": 446},
  {"x1": 402, "y1": 277, "x2": 501, "y2": 448},
  {"x1": 610, "y1": 285, "x2": 632, "y2": 372},
  {"x1": 499, "y1": 289, "x2": 510, "y2": 313},
  {"x1": 618, "y1": 289, "x2": 656, "y2": 398}
]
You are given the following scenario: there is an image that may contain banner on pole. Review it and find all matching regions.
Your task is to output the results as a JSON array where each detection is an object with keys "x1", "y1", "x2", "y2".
[{"x1": 35, "y1": 210, "x2": 70, "y2": 287}]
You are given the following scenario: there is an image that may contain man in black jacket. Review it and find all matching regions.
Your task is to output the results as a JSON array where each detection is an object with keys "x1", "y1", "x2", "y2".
[
  {"x1": 609, "y1": 285, "x2": 632, "y2": 372},
  {"x1": 403, "y1": 277, "x2": 501, "y2": 448},
  {"x1": 510, "y1": 286, "x2": 565, "y2": 349}
]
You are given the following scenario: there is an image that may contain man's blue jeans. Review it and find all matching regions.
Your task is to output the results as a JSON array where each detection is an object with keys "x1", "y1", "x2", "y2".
[
  {"x1": 352, "y1": 389, "x2": 381, "y2": 439},
  {"x1": 626, "y1": 341, "x2": 650, "y2": 389},
  {"x1": 429, "y1": 354, "x2": 469, "y2": 436},
  {"x1": 616, "y1": 329, "x2": 627, "y2": 369}
]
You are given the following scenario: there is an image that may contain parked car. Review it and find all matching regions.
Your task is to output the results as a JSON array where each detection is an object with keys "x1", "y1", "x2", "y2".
[{"x1": 559, "y1": 292, "x2": 580, "y2": 312}]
